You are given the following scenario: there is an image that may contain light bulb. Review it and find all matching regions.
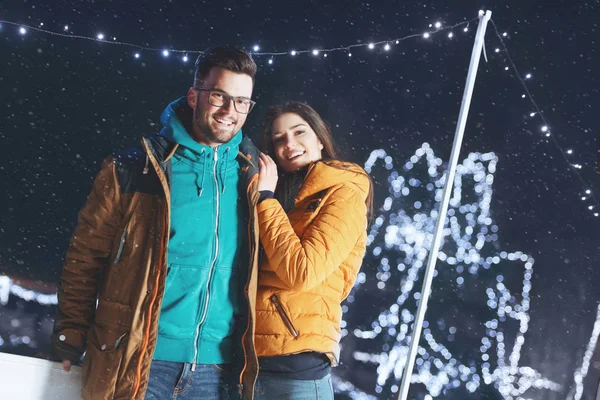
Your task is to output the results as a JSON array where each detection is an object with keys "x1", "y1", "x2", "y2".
[{"x1": 97, "y1": 33, "x2": 104, "y2": 40}]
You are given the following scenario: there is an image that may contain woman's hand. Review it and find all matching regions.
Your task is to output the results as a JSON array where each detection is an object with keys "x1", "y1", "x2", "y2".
[{"x1": 258, "y1": 152, "x2": 278, "y2": 192}]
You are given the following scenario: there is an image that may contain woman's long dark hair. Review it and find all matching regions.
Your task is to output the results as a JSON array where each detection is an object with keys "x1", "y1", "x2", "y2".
[{"x1": 261, "y1": 101, "x2": 374, "y2": 222}]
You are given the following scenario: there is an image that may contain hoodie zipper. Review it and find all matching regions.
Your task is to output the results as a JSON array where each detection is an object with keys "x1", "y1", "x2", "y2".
[
  {"x1": 191, "y1": 146, "x2": 220, "y2": 371},
  {"x1": 270, "y1": 294, "x2": 299, "y2": 338}
]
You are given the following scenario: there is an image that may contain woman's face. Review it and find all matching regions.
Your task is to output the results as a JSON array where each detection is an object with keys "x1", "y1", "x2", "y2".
[{"x1": 271, "y1": 113, "x2": 324, "y2": 173}]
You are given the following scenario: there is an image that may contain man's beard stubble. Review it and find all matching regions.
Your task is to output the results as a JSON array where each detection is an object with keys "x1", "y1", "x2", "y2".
[{"x1": 194, "y1": 102, "x2": 237, "y2": 145}]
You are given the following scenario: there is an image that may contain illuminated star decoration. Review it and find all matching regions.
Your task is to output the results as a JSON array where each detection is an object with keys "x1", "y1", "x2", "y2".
[{"x1": 336, "y1": 145, "x2": 561, "y2": 399}]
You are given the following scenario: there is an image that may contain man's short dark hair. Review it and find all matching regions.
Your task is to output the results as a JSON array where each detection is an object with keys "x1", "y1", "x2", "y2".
[{"x1": 194, "y1": 46, "x2": 257, "y2": 87}]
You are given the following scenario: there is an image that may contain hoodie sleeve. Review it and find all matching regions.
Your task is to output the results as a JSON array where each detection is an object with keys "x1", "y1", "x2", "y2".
[
  {"x1": 52, "y1": 157, "x2": 122, "y2": 361},
  {"x1": 257, "y1": 179, "x2": 368, "y2": 292}
]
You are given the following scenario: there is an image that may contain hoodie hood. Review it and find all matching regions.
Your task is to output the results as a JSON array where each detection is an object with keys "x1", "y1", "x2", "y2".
[
  {"x1": 296, "y1": 160, "x2": 371, "y2": 203},
  {"x1": 159, "y1": 97, "x2": 243, "y2": 162}
]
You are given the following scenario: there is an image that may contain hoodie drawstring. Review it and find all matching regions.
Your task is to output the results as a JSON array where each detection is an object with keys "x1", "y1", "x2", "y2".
[
  {"x1": 197, "y1": 149, "x2": 207, "y2": 196},
  {"x1": 221, "y1": 147, "x2": 230, "y2": 194}
]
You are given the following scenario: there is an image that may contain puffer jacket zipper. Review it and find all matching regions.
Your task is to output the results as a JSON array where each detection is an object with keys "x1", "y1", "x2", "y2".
[
  {"x1": 270, "y1": 294, "x2": 299, "y2": 338},
  {"x1": 112, "y1": 227, "x2": 128, "y2": 265},
  {"x1": 133, "y1": 139, "x2": 171, "y2": 398},
  {"x1": 191, "y1": 146, "x2": 221, "y2": 371}
]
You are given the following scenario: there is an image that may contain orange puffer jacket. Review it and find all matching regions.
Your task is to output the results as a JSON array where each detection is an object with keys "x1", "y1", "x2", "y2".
[{"x1": 255, "y1": 160, "x2": 370, "y2": 365}]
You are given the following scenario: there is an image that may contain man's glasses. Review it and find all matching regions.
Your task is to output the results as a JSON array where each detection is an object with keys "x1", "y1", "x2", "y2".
[{"x1": 194, "y1": 88, "x2": 256, "y2": 114}]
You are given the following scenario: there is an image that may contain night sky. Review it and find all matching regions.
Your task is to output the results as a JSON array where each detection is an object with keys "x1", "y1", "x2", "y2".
[{"x1": 1, "y1": 1, "x2": 599, "y2": 399}]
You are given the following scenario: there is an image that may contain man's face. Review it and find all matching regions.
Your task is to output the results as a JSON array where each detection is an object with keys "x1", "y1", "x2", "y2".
[{"x1": 187, "y1": 67, "x2": 254, "y2": 146}]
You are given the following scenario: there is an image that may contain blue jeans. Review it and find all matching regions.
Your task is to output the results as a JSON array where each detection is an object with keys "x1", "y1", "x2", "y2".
[
  {"x1": 144, "y1": 360, "x2": 235, "y2": 399},
  {"x1": 254, "y1": 374, "x2": 333, "y2": 400}
]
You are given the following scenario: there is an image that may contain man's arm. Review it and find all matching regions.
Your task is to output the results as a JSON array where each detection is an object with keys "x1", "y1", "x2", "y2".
[{"x1": 52, "y1": 157, "x2": 122, "y2": 366}]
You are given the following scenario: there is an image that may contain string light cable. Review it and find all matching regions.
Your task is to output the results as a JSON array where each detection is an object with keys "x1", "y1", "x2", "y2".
[{"x1": 0, "y1": 13, "x2": 597, "y2": 216}]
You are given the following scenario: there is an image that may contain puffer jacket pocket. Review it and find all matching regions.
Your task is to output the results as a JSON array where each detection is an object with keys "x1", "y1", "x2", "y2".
[
  {"x1": 82, "y1": 299, "x2": 132, "y2": 399},
  {"x1": 270, "y1": 294, "x2": 299, "y2": 338}
]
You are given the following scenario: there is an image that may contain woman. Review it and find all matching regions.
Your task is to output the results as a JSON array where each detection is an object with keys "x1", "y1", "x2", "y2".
[{"x1": 255, "y1": 101, "x2": 373, "y2": 399}]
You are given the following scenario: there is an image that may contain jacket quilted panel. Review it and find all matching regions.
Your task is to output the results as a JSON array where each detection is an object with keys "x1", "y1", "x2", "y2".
[{"x1": 254, "y1": 160, "x2": 370, "y2": 364}]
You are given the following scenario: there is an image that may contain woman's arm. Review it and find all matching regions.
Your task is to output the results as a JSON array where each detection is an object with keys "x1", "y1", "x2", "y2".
[{"x1": 257, "y1": 183, "x2": 367, "y2": 292}]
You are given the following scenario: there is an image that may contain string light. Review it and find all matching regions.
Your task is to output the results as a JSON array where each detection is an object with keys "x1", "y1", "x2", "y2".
[
  {"x1": 63, "y1": 25, "x2": 68, "y2": 31},
  {"x1": 572, "y1": 304, "x2": 600, "y2": 399},
  {"x1": 0, "y1": 17, "x2": 476, "y2": 58},
  {"x1": 134, "y1": 52, "x2": 140, "y2": 59},
  {"x1": 384, "y1": 43, "x2": 391, "y2": 51},
  {"x1": 337, "y1": 146, "x2": 563, "y2": 398},
  {"x1": 490, "y1": 20, "x2": 600, "y2": 217},
  {"x1": 268, "y1": 58, "x2": 273, "y2": 64},
  {"x1": 162, "y1": 49, "x2": 169, "y2": 57},
  {"x1": 19, "y1": 27, "x2": 26, "y2": 35},
  {"x1": 0, "y1": 276, "x2": 57, "y2": 306},
  {"x1": 448, "y1": 32, "x2": 454, "y2": 38},
  {"x1": 423, "y1": 32, "x2": 430, "y2": 39},
  {"x1": 368, "y1": 43, "x2": 375, "y2": 49}
]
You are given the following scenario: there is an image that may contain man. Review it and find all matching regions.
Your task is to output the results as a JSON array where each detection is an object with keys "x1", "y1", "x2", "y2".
[{"x1": 52, "y1": 46, "x2": 261, "y2": 400}]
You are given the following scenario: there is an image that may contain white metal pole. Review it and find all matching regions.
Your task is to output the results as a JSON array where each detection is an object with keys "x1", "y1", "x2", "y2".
[{"x1": 397, "y1": 10, "x2": 493, "y2": 400}]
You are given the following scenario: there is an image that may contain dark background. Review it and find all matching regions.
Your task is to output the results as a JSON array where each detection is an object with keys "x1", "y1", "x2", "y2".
[{"x1": 1, "y1": 0, "x2": 599, "y2": 399}]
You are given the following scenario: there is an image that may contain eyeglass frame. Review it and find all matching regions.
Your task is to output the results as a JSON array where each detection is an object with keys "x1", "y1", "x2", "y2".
[{"x1": 193, "y1": 87, "x2": 256, "y2": 114}]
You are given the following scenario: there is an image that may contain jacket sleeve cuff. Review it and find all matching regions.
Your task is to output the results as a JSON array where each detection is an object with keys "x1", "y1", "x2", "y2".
[
  {"x1": 258, "y1": 190, "x2": 275, "y2": 203},
  {"x1": 51, "y1": 329, "x2": 86, "y2": 362}
]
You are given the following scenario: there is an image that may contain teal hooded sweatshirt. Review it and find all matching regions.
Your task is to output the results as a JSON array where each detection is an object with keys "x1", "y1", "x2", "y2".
[{"x1": 153, "y1": 97, "x2": 247, "y2": 365}]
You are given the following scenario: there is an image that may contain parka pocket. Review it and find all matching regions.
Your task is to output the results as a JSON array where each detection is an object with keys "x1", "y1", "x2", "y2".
[
  {"x1": 270, "y1": 294, "x2": 299, "y2": 338},
  {"x1": 82, "y1": 300, "x2": 132, "y2": 399}
]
